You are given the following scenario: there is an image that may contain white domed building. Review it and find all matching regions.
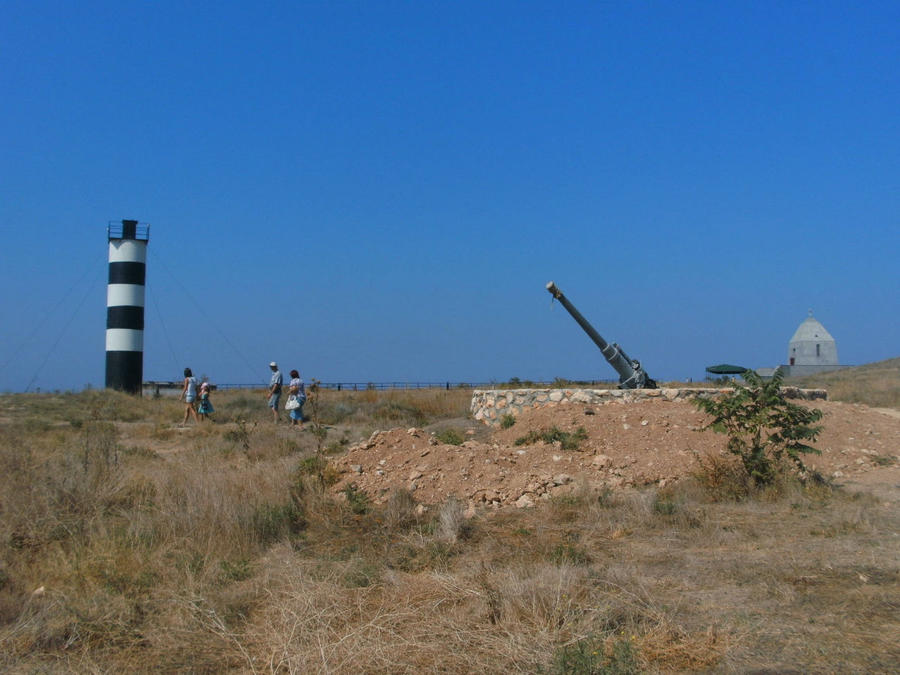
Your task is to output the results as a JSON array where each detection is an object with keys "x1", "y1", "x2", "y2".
[{"x1": 778, "y1": 311, "x2": 847, "y2": 377}]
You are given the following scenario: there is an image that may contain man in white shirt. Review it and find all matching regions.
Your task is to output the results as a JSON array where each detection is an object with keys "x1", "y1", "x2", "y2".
[{"x1": 267, "y1": 361, "x2": 283, "y2": 423}]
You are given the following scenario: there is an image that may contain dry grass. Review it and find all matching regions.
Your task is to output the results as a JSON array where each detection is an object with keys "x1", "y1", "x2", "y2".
[
  {"x1": 0, "y1": 388, "x2": 897, "y2": 673},
  {"x1": 313, "y1": 387, "x2": 473, "y2": 429},
  {"x1": 786, "y1": 356, "x2": 900, "y2": 409}
]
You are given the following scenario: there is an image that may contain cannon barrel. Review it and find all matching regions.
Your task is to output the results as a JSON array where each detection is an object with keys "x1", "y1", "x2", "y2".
[{"x1": 546, "y1": 281, "x2": 656, "y2": 389}]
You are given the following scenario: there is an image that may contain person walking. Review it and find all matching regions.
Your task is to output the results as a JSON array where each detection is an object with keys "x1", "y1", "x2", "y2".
[
  {"x1": 267, "y1": 361, "x2": 283, "y2": 423},
  {"x1": 287, "y1": 369, "x2": 306, "y2": 428},
  {"x1": 180, "y1": 368, "x2": 200, "y2": 426},
  {"x1": 197, "y1": 380, "x2": 215, "y2": 421}
]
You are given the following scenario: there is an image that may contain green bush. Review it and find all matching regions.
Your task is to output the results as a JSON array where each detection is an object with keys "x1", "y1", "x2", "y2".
[
  {"x1": 294, "y1": 455, "x2": 340, "y2": 486},
  {"x1": 500, "y1": 414, "x2": 516, "y2": 429},
  {"x1": 652, "y1": 496, "x2": 677, "y2": 516},
  {"x1": 341, "y1": 559, "x2": 382, "y2": 588},
  {"x1": 219, "y1": 558, "x2": 253, "y2": 582},
  {"x1": 693, "y1": 370, "x2": 823, "y2": 486},
  {"x1": 434, "y1": 428, "x2": 464, "y2": 446},
  {"x1": 550, "y1": 635, "x2": 639, "y2": 674},
  {"x1": 549, "y1": 542, "x2": 592, "y2": 566},
  {"x1": 515, "y1": 426, "x2": 588, "y2": 451},
  {"x1": 324, "y1": 435, "x2": 350, "y2": 454},
  {"x1": 296, "y1": 455, "x2": 324, "y2": 475},
  {"x1": 251, "y1": 502, "x2": 305, "y2": 545},
  {"x1": 343, "y1": 483, "x2": 370, "y2": 514}
]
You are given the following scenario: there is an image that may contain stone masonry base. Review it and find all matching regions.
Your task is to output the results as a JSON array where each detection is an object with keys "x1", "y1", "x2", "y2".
[{"x1": 471, "y1": 387, "x2": 827, "y2": 425}]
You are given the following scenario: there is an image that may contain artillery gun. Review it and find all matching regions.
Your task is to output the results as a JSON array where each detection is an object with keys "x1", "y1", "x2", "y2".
[{"x1": 546, "y1": 281, "x2": 657, "y2": 389}]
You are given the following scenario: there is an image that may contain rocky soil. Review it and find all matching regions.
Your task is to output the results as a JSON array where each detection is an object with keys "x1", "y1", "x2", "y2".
[{"x1": 332, "y1": 399, "x2": 900, "y2": 509}]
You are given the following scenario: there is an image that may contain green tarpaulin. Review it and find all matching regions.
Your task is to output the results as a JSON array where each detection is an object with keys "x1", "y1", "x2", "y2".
[{"x1": 705, "y1": 364, "x2": 749, "y2": 375}]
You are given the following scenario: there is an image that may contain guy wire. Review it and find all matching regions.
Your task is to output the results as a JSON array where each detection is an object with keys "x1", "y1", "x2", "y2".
[
  {"x1": 147, "y1": 249, "x2": 260, "y2": 383},
  {"x1": 25, "y1": 266, "x2": 104, "y2": 392}
]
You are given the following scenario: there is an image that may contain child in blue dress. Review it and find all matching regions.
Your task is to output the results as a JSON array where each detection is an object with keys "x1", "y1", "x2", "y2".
[{"x1": 198, "y1": 381, "x2": 215, "y2": 421}]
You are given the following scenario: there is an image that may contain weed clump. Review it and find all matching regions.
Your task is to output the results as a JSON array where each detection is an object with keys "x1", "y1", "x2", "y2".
[
  {"x1": 434, "y1": 428, "x2": 464, "y2": 446},
  {"x1": 251, "y1": 503, "x2": 305, "y2": 546},
  {"x1": 295, "y1": 455, "x2": 340, "y2": 486},
  {"x1": 691, "y1": 451, "x2": 752, "y2": 501},
  {"x1": 219, "y1": 558, "x2": 253, "y2": 583},
  {"x1": 342, "y1": 483, "x2": 370, "y2": 514},
  {"x1": 374, "y1": 400, "x2": 428, "y2": 427},
  {"x1": 550, "y1": 634, "x2": 639, "y2": 674},
  {"x1": 436, "y1": 496, "x2": 469, "y2": 543},
  {"x1": 549, "y1": 542, "x2": 592, "y2": 566},
  {"x1": 515, "y1": 426, "x2": 588, "y2": 451},
  {"x1": 652, "y1": 494, "x2": 678, "y2": 516},
  {"x1": 224, "y1": 418, "x2": 254, "y2": 452},
  {"x1": 383, "y1": 488, "x2": 419, "y2": 531}
]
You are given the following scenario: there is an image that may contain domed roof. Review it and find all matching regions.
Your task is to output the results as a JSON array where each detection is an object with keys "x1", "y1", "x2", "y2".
[{"x1": 789, "y1": 311, "x2": 835, "y2": 344}]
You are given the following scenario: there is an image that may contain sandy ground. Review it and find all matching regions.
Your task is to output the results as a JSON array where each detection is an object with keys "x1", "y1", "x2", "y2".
[{"x1": 332, "y1": 399, "x2": 900, "y2": 508}]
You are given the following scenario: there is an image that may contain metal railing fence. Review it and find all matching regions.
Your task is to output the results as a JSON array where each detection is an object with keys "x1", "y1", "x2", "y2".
[{"x1": 143, "y1": 380, "x2": 622, "y2": 393}]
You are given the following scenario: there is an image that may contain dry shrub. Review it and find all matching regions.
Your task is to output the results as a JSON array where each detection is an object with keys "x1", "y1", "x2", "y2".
[
  {"x1": 383, "y1": 488, "x2": 418, "y2": 532},
  {"x1": 639, "y1": 623, "x2": 728, "y2": 671},
  {"x1": 143, "y1": 588, "x2": 257, "y2": 672},
  {"x1": 479, "y1": 563, "x2": 596, "y2": 632},
  {"x1": 358, "y1": 388, "x2": 379, "y2": 403},
  {"x1": 251, "y1": 561, "x2": 555, "y2": 673},
  {"x1": 312, "y1": 387, "x2": 472, "y2": 427},
  {"x1": 472, "y1": 561, "x2": 701, "y2": 672},
  {"x1": 247, "y1": 434, "x2": 301, "y2": 462},
  {"x1": 575, "y1": 489, "x2": 666, "y2": 538},
  {"x1": 218, "y1": 422, "x2": 300, "y2": 461},
  {"x1": 5, "y1": 545, "x2": 158, "y2": 655},
  {"x1": 379, "y1": 388, "x2": 471, "y2": 420},
  {"x1": 691, "y1": 450, "x2": 751, "y2": 501},
  {"x1": 251, "y1": 563, "x2": 412, "y2": 672},
  {"x1": 289, "y1": 473, "x2": 340, "y2": 530},
  {"x1": 151, "y1": 454, "x2": 301, "y2": 556},
  {"x1": 548, "y1": 478, "x2": 605, "y2": 517},
  {"x1": 0, "y1": 424, "x2": 126, "y2": 556},
  {"x1": 0, "y1": 417, "x2": 309, "y2": 667},
  {"x1": 63, "y1": 389, "x2": 179, "y2": 425},
  {"x1": 436, "y1": 496, "x2": 467, "y2": 543}
]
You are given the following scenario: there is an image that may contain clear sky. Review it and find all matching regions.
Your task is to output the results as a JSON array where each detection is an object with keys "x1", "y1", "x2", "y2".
[{"x1": 1, "y1": 1, "x2": 898, "y2": 391}]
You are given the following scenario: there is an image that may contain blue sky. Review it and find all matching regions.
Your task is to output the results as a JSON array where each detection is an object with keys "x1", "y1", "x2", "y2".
[{"x1": 1, "y1": 1, "x2": 898, "y2": 391}]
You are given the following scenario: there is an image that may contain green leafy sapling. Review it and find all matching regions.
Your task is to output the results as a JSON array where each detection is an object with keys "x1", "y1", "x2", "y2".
[{"x1": 693, "y1": 370, "x2": 823, "y2": 485}]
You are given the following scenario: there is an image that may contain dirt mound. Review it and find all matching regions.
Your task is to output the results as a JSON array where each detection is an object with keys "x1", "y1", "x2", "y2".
[{"x1": 332, "y1": 400, "x2": 900, "y2": 508}]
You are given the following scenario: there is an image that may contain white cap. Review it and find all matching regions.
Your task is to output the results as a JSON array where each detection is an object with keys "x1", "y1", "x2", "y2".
[{"x1": 269, "y1": 361, "x2": 277, "y2": 367}]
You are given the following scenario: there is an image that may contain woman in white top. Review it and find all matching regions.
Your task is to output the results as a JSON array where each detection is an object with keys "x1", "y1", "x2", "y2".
[
  {"x1": 180, "y1": 367, "x2": 200, "y2": 426},
  {"x1": 288, "y1": 369, "x2": 306, "y2": 428}
]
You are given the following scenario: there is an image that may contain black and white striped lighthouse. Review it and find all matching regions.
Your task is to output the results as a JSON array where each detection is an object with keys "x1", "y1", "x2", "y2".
[{"x1": 105, "y1": 219, "x2": 149, "y2": 394}]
